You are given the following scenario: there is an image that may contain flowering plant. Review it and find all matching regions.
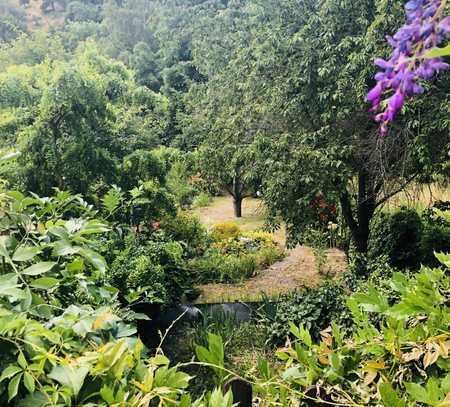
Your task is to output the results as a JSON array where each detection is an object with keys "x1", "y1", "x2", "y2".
[{"x1": 367, "y1": 0, "x2": 450, "y2": 135}]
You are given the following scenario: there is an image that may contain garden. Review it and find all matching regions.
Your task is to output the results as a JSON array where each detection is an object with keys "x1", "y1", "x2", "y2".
[{"x1": 0, "y1": 0, "x2": 449, "y2": 405}]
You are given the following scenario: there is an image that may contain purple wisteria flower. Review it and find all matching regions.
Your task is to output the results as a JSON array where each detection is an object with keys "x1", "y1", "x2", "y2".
[{"x1": 367, "y1": 0, "x2": 450, "y2": 136}]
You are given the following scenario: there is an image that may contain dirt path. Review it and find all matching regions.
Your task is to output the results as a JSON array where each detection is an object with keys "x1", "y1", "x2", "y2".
[
  {"x1": 194, "y1": 246, "x2": 347, "y2": 303},
  {"x1": 192, "y1": 196, "x2": 347, "y2": 304}
]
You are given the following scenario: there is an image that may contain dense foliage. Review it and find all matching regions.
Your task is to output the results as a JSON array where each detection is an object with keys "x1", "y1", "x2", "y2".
[
  {"x1": 0, "y1": 0, "x2": 449, "y2": 405},
  {"x1": 0, "y1": 188, "x2": 235, "y2": 406},
  {"x1": 254, "y1": 251, "x2": 450, "y2": 406}
]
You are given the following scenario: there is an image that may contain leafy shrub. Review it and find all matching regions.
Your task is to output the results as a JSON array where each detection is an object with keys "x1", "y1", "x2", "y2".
[
  {"x1": 192, "y1": 192, "x2": 212, "y2": 208},
  {"x1": 161, "y1": 212, "x2": 210, "y2": 257},
  {"x1": 261, "y1": 280, "x2": 351, "y2": 344},
  {"x1": 167, "y1": 160, "x2": 196, "y2": 208},
  {"x1": 242, "y1": 230, "x2": 278, "y2": 247},
  {"x1": 188, "y1": 250, "x2": 257, "y2": 283},
  {"x1": 108, "y1": 232, "x2": 189, "y2": 305},
  {"x1": 255, "y1": 252, "x2": 450, "y2": 406},
  {"x1": 254, "y1": 245, "x2": 285, "y2": 268},
  {"x1": 368, "y1": 208, "x2": 423, "y2": 269},
  {"x1": 0, "y1": 189, "x2": 220, "y2": 406},
  {"x1": 211, "y1": 222, "x2": 241, "y2": 241},
  {"x1": 120, "y1": 149, "x2": 166, "y2": 189},
  {"x1": 420, "y1": 206, "x2": 450, "y2": 266},
  {"x1": 190, "y1": 229, "x2": 283, "y2": 284}
]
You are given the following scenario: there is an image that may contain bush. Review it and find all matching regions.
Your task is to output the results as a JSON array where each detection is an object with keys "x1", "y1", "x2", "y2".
[
  {"x1": 211, "y1": 222, "x2": 241, "y2": 241},
  {"x1": 190, "y1": 229, "x2": 283, "y2": 284},
  {"x1": 0, "y1": 189, "x2": 215, "y2": 406},
  {"x1": 162, "y1": 212, "x2": 210, "y2": 257},
  {"x1": 420, "y1": 205, "x2": 450, "y2": 266},
  {"x1": 368, "y1": 208, "x2": 423, "y2": 269},
  {"x1": 188, "y1": 250, "x2": 257, "y2": 283},
  {"x1": 167, "y1": 160, "x2": 196, "y2": 208},
  {"x1": 261, "y1": 280, "x2": 352, "y2": 344},
  {"x1": 257, "y1": 253, "x2": 450, "y2": 406},
  {"x1": 108, "y1": 232, "x2": 191, "y2": 305},
  {"x1": 192, "y1": 192, "x2": 212, "y2": 208},
  {"x1": 254, "y1": 245, "x2": 285, "y2": 268}
]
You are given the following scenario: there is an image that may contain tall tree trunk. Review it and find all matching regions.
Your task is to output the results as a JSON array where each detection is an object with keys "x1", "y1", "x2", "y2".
[
  {"x1": 339, "y1": 170, "x2": 376, "y2": 255},
  {"x1": 233, "y1": 195, "x2": 243, "y2": 218},
  {"x1": 232, "y1": 175, "x2": 243, "y2": 218}
]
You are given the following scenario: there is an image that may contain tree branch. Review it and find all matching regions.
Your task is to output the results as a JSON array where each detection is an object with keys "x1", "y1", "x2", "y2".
[{"x1": 374, "y1": 173, "x2": 419, "y2": 209}]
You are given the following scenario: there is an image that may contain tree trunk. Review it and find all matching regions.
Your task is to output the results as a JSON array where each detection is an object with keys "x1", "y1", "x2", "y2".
[
  {"x1": 231, "y1": 175, "x2": 244, "y2": 218},
  {"x1": 339, "y1": 170, "x2": 376, "y2": 255},
  {"x1": 233, "y1": 195, "x2": 243, "y2": 218}
]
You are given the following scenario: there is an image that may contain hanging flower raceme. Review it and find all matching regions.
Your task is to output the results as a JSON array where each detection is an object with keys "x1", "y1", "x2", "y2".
[{"x1": 367, "y1": 0, "x2": 450, "y2": 136}]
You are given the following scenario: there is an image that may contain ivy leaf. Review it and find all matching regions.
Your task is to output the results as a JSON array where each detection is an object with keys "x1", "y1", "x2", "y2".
[
  {"x1": 48, "y1": 365, "x2": 89, "y2": 396},
  {"x1": 12, "y1": 246, "x2": 42, "y2": 262},
  {"x1": 8, "y1": 372, "x2": 22, "y2": 401},
  {"x1": 21, "y1": 262, "x2": 56, "y2": 276}
]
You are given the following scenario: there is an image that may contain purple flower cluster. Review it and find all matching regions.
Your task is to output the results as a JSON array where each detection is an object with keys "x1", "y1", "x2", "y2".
[{"x1": 367, "y1": 0, "x2": 450, "y2": 136}]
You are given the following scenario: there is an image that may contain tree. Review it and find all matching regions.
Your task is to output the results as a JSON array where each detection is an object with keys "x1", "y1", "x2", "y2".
[
  {"x1": 0, "y1": 42, "x2": 169, "y2": 195},
  {"x1": 216, "y1": 0, "x2": 450, "y2": 253},
  {"x1": 198, "y1": 144, "x2": 257, "y2": 218},
  {"x1": 182, "y1": 1, "x2": 266, "y2": 217},
  {"x1": 0, "y1": 1, "x2": 27, "y2": 44}
]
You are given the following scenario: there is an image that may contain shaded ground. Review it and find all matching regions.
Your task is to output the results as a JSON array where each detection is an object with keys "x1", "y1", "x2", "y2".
[{"x1": 192, "y1": 196, "x2": 347, "y2": 304}]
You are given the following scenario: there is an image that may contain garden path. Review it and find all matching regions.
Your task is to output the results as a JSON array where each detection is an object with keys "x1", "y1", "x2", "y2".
[{"x1": 192, "y1": 196, "x2": 347, "y2": 304}]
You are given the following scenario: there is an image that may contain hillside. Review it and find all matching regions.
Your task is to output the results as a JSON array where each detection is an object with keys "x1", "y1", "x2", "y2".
[{"x1": 11, "y1": 0, "x2": 64, "y2": 32}]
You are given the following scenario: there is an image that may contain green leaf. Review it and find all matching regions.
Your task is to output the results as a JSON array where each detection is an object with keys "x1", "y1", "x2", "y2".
[
  {"x1": 52, "y1": 240, "x2": 80, "y2": 257},
  {"x1": 48, "y1": 365, "x2": 89, "y2": 396},
  {"x1": 425, "y1": 44, "x2": 450, "y2": 58},
  {"x1": 150, "y1": 355, "x2": 170, "y2": 366},
  {"x1": 100, "y1": 385, "x2": 115, "y2": 404},
  {"x1": 116, "y1": 322, "x2": 137, "y2": 338},
  {"x1": 435, "y1": 252, "x2": 450, "y2": 268},
  {"x1": 0, "y1": 273, "x2": 26, "y2": 299},
  {"x1": 8, "y1": 372, "x2": 22, "y2": 401},
  {"x1": 379, "y1": 383, "x2": 405, "y2": 407},
  {"x1": 0, "y1": 236, "x2": 11, "y2": 261},
  {"x1": 17, "y1": 352, "x2": 27, "y2": 369},
  {"x1": 282, "y1": 366, "x2": 303, "y2": 381},
  {"x1": 352, "y1": 285, "x2": 389, "y2": 313},
  {"x1": 23, "y1": 372, "x2": 35, "y2": 393},
  {"x1": 21, "y1": 262, "x2": 56, "y2": 276},
  {"x1": 405, "y1": 382, "x2": 429, "y2": 404},
  {"x1": 12, "y1": 246, "x2": 42, "y2": 262},
  {"x1": 0, "y1": 365, "x2": 22, "y2": 381},
  {"x1": 78, "y1": 248, "x2": 106, "y2": 274},
  {"x1": 442, "y1": 373, "x2": 450, "y2": 394},
  {"x1": 102, "y1": 187, "x2": 124, "y2": 215},
  {"x1": 30, "y1": 277, "x2": 60, "y2": 289},
  {"x1": 77, "y1": 220, "x2": 109, "y2": 235}
]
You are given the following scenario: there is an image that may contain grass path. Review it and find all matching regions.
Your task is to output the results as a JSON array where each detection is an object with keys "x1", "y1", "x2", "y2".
[{"x1": 192, "y1": 196, "x2": 347, "y2": 304}]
